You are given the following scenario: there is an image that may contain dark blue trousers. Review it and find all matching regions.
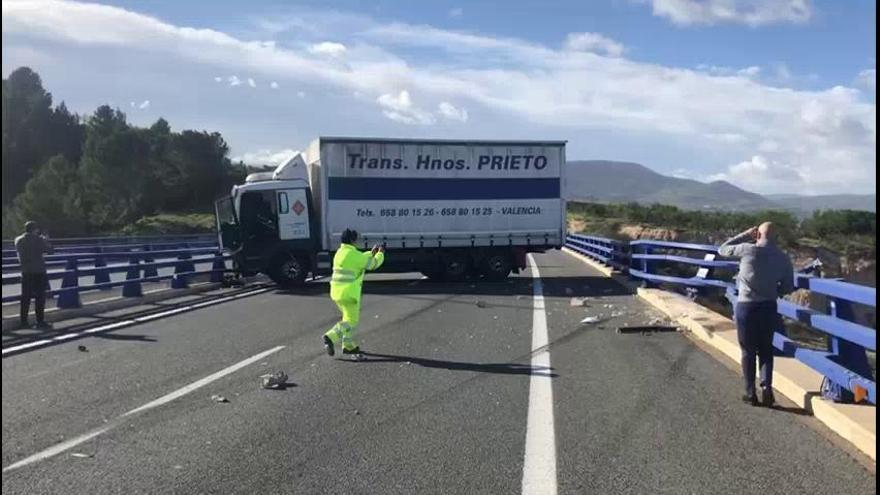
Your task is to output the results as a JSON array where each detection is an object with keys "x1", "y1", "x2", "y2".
[{"x1": 735, "y1": 301, "x2": 778, "y2": 397}]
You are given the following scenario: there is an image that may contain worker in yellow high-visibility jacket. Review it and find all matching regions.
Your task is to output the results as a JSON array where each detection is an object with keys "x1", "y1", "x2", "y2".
[{"x1": 323, "y1": 229, "x2": 384, "y2": 358}]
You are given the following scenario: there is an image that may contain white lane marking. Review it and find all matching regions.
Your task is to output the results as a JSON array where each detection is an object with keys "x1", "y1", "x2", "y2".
[
  {"x1": 1, "y1": 426, "x2": 112, "y2": 472},
  {"x1": 124, "y1": 345, "x2": 284, "y2": 416},
  {"x1": 522, "y1": 254, "x2": 558, "y2": 495},
  {"x1": 2, "y1": 345, "x2": 285, "y2": 472},
  {"x1": 2, "y1": 288, "x2": 271, "y2": 356}
]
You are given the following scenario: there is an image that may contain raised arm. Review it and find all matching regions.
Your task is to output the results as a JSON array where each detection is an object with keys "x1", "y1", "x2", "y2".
[{"x1": 718, "y1": 227, "x2": 757, "y2": 258}]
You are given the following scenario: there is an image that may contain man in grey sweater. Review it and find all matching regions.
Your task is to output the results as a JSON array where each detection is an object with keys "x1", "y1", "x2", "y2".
[
  {"x1": 719, "y1": 222, "x2": 794, "y2": 407},
  {"x1": 15, "y1": 221, "x2": 54, "y2": 329}
]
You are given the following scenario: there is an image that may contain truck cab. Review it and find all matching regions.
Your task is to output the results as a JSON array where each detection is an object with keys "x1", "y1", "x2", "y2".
[{"x1": 215, "y1": 153, "x2": 321, "y2": 286}]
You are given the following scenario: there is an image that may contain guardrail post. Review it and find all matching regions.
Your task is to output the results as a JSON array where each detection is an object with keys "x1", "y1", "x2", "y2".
[
  {"x1": 633, "y1": 243, "x2": 657, "y2": 288},
  {"x1": 210, "y1": 253, "x2": 226, "y2": 283},
  {"x1": 171, "y1": 254, "x2": 190, "y2": 289},
  {"x1": 142, "y1": 245, "x2": 158, "y2": 278},
  {"x1": 94, "y1": 247, "x2": 111, "y2": 289},
  {"x1": 57, "y1": 259, "x2": 82, "y2": 309},
  {"x1": 44, "y1": 274, "x2": 54, "y2": 301},
  {"x1": 122, "y1": 258, "x2": 142, "y2": 297},
  {"x1": 820, "y1": 297, "x2": 872, "y2": 403}
]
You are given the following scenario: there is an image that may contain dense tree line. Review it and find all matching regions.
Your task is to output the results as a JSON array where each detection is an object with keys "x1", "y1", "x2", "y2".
[{"x1": 2, "y1": 67, "x2": 247, "y2": 237}]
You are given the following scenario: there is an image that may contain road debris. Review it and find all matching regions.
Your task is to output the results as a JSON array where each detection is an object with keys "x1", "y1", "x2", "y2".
[
  {"x1": 570, "y1": 297, "x2": 589, "y2": 307},
  {"x1": 70, "y1": 452, "x2": 92, "y2": 458},
  {"x1": 476, "y1": 300, "x2": 488, "y2": 308},
  {"x1": 210, "y1": 394, "x2": 229, "y2": 403},
  {"x1": 260, "y1": 371, "x2": 289, "y2": 389},
  {"x1": 581, "y1": 316, "x2": 603, "y2": 324},
  {"x1": 77, "y1": 345, "x2": 88, "y2": 352}
]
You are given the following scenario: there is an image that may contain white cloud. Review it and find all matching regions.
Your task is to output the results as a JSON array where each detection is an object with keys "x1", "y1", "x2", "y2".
[
  {"x1": 308, "y1": 41, "x2": 347, "y2": 57},
  {"x1": 270, "y1": 81, "x2": 279, "y2": 89},
  {"x1": 448, "y1": 7, "x2": 463, "y2": 17},
  {"x1": 2, "y1": 0, "x2": 873, "y2": 194},
  {"x1": 247, "y1": 77, "x2": 256, "y2": 88},
  {"x1": 297, "y1": 91, "x2": 306, "y2": 98},
  {"x1": 138, "y1": 99, "x2": 150, "y2": 109},
  {"x1": 737, "y1": 66, "x2": 761, "y2": 78},
  {"x1": 564, "y1": 32, "x2": 625, "y2": 57},
  {"x1": 438, "y1": 102, "x2": 468, "y2": 122},
  {"x1": 709, "y1": 155, "x2": 806, "y2": 193},
  {"x1": 213, "y1": 76, "x2": 222, "y2": 82},
  {"x1": 227, "y1": 75, "x2": 242, "y2": 87},
  {"x1": 376, "y1": 90, "x2": 436, "y2": 125},
  {"x1": 646, "y1": 0, "x2": 812, "y2": 27},
  {"x1": 233, "y1": 148, "x2": 299, "y2": 167},
  {"x1": 857, "y1": 69, "x2": 876, "y2": 92}
]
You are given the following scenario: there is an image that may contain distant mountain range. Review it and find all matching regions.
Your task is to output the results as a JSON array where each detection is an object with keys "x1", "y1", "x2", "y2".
[{"x1": 565, "y1": 160, "x2": 875, "y2": 215}]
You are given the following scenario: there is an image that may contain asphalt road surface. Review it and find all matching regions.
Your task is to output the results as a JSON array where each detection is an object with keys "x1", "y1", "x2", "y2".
[{"x1": 1, "y1": 250, "x2": 874, "y2": 494}]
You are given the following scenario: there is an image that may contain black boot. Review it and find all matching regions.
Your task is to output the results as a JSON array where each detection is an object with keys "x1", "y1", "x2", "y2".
[
  {"x1": 323, "y1": 336, "x2": 335, "y2": 356},
  {"x1": 741, "y1": 394, "x2": 758, "y2": 406},
  {"x1": 761, "y1": 388, "x2": 776, "y2": 408}
]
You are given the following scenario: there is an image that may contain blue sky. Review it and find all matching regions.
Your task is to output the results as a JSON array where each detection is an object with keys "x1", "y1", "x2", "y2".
[{"x1": 2, "y1": 0, "x2": 876, "y2": 195}]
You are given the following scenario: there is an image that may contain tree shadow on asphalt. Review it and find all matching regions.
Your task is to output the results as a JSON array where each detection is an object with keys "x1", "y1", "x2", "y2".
[{"x1": 337, "y1": 352, "x2": 558, "y2": 378}]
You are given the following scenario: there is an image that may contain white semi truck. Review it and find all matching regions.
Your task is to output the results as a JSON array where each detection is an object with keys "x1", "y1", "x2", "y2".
[{"x1": 215, "y1": 137, "x2": 566, "y2": 286}]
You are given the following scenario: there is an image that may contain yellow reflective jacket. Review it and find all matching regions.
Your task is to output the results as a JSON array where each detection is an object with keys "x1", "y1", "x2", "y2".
[{"x1": 330, "y1": 243, "x2": 385, "y2": 301}]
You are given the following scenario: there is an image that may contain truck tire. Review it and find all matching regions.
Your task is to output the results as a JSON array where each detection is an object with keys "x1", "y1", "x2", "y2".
[
  {"x1": 269, "y1": 254, "x2": 308, "y2": 288},
  {"x1": 480, "y1": 253, "x2": 512, "y2": 281},
  {"x1": 440, "y1": 253, "x2": 469, "y2": 281}
]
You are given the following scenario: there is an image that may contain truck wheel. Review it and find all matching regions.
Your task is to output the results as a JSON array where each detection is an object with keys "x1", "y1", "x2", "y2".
[
  {"x1": 481, "y1": 253, "x2": 512, "y2": 281},
  {"x1": 269, "y1": 254, "x2": 308, "y2": 288},
  {"x1": 440, "y1": 254, "x2": 469, "y2": 281}
]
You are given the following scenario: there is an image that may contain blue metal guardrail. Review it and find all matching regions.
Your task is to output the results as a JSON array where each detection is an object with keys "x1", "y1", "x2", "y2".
[
  {"x1": 2, "y1": 235, "x2": 228, "y2": 310},
  {"x1": 566, "y1": 234, "x2": 877, "y2": 405}
]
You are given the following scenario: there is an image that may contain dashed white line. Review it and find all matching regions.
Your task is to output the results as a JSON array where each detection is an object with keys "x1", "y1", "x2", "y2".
[
  {"x1": 2, "y1": 345, "x2": 285, "y2": 472},
  {"x1": 522, "y1": 254, "x2": 558, "y2": 495}
]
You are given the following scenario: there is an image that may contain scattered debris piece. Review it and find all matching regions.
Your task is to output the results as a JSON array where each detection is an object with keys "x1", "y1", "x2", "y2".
[
  {"x1": 211, "y1": 394, "x2": 229, "y2": 403},
  {"x1": 70, "y1": 452, "x2": 92, "y2": 458},
  {"x1": 581, "y1": 316, "x2": 602, "y2": 324},
  {"x1": 516, "y1": 295, "x2": 527, "y2": 300},
  {"x1": 570, "y1": 297, "x2": 589, "y2": 307},
  {"x1": 173, "y1": 465, "x2": 183, "y2": 470},
  {"x1": 354, "y1": 409, "x2": 360, "y2": 416},
  {"x1": 260, "y1": 371, "x2": 289, "y2": 389},
  {"x1": 476, "y1": 300, "x2": 488, "y2": 308},
  {"x1": 374, "y1": 315, "x2": 379, "y2": 319},
  {"x1": 493, "y1": 315, "x2": 499, "y2": 320},
  {"x1": 77, "y1": 345, "x2": 88, "y2": 352}
]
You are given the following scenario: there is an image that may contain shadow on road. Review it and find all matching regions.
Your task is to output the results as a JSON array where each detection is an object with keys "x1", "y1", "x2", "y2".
[
  {"x1": 275, "y1": 274, "x2": 633, "y2": 299},
  {"x1": 339, "y1": 351, "x2": 558, "y2": 378}
]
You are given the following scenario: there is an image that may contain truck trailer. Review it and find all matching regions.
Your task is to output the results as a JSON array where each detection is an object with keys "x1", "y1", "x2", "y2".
[{"x1": 215, "y1": 137, "x2": 567, "y2": 286}]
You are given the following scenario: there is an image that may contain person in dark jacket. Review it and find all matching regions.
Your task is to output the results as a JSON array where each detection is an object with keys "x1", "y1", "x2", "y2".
[
  {"x1": 719, "y1": 222, "x2": 794, "y2": 407},
  {"x1": 15, "y1": 221, "x2": 54, "y2": 329}
]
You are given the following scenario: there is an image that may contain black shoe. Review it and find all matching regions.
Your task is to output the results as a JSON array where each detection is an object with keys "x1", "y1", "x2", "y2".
[
  {"x1": 323, "y1": 336, "x2": 335, "y2": 356},
  {"x1": 742, "y1": 394, "x2": 759, "y2": 406},
  {"x1": 761, "y1": 388, "x2": 776, "y2": 408},
  {"x1": 33, "y1": 321, "x2": 52, "y2": 330}
]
